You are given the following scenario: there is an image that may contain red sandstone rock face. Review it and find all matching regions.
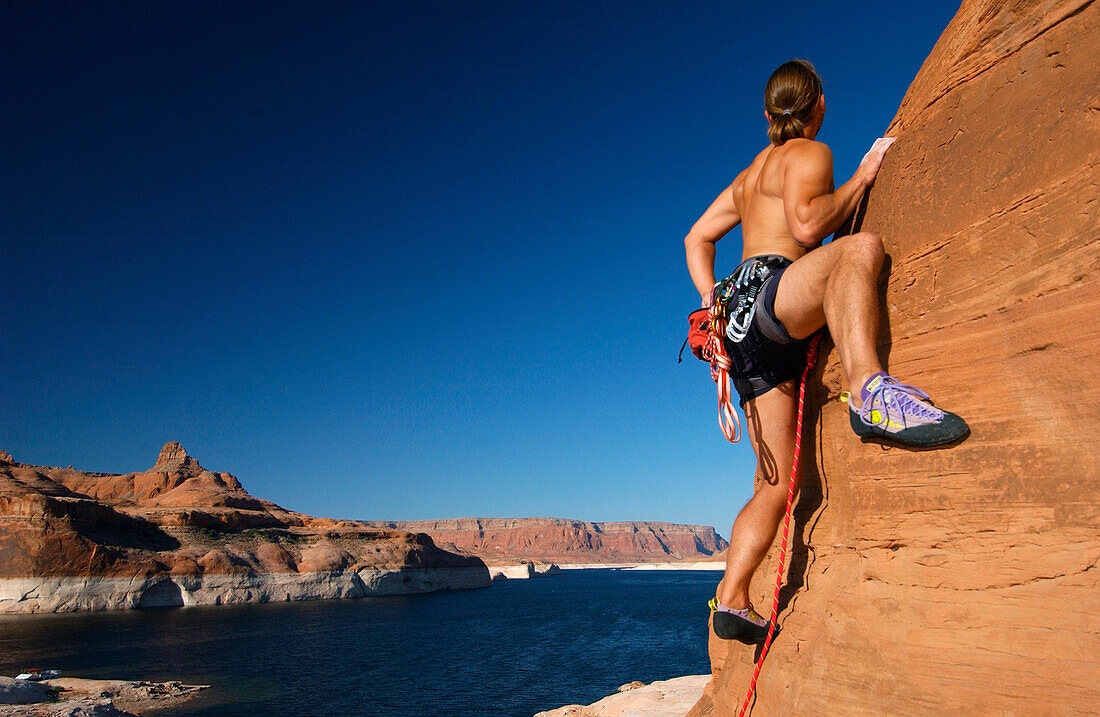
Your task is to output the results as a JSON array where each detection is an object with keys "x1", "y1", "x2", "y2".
[
  {"x1": 0, "y1": 443, "x2": 483, "y2": 582},
  {"x1": 366, "y1": 517, "x2": 728, "y2": 564},
  {"x1": 693, "y1": 1, "x2": 1099, "y2": 714}
]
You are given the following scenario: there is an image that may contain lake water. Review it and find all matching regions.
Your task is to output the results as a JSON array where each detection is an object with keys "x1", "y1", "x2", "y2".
[{"x1": 0, "y1": 569, "x2": 719, "y2": 716}]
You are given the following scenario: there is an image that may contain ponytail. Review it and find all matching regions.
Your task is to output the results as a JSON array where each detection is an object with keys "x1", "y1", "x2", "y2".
[{"x1": 764, "y1": 60, "x2": 822, "y2": 146}]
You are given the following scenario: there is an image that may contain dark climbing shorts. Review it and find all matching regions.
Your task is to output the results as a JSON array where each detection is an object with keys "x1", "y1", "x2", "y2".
[{"x1": 721, "y1": 254, "x2": 809, "y2": 405}]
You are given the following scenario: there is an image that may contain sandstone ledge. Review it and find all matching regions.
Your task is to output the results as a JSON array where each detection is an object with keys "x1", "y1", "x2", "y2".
[
  {"x1": 535, "y1": 675, "x2": 709, "y2": 717},
  {"x1": 0, "y1": 566, "x2": 490, "y2": 614}
]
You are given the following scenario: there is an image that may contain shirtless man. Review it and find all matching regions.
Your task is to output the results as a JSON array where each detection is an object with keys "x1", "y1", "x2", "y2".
[{"x1": 684, "y1": 60, "x2": 967, "y2": 644}]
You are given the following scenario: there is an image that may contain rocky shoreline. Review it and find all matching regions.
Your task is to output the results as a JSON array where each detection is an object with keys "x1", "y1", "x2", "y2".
[
  {"x1": 488, "y1": 563, "x2": 560, "y2": 580},
  {"x1": 558, "y1": 561, "x2": 724, "y2": 571},
  {"x1": 487, "y1": 560, "x2": 724, "y2": 581},
  {"x1": 0, "y1": 676, "x2": 209, "y2": 716},
  {"x1": 0, "y1": 559, "x2": 722, "y2": 614},
  {"x1": 0, "y1": 566, "x2": 490, "y2": 614}
]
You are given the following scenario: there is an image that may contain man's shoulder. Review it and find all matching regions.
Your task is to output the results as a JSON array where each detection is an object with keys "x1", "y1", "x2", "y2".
[
  {"x1": 777, "y1": 139, "x2": 833, "y2": 180},
  {"x1": 739, "y1": 145, "x2": 781, "y2": 180},
  {"x1": 781, "y1": 138, "x2": 832, "y2": 161}
]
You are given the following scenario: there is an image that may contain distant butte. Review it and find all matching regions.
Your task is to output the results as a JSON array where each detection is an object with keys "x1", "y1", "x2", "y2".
[{"x1": 152, "y1": 440, "x2": 198, "y2": 471}]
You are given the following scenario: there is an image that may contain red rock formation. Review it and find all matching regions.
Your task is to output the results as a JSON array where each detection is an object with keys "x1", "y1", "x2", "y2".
[
  {"x1": 0, "y1": 443, "x2": 488, "y2": 612},
  {"x1": 367, "y1": 517, "x2": 728, "y2": 565},
  {"x1": 693, "y1": 1, "x2": 1099, "y2": 714}
]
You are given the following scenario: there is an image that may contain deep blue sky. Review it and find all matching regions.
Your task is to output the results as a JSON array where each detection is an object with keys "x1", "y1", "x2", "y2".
[{"x1": 2, "y1": 1, "x2": 960, "y2": 536}]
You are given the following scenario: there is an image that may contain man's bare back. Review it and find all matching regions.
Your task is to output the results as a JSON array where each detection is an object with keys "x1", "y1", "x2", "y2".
[{"x1": 731, "y1": 139, "x2": 830, "y2": 263}]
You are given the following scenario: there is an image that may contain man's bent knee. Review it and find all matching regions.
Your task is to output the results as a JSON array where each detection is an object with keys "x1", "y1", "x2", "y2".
[
  {"x1": 843, "y1": 232, "x2": 885, "y2": 267},
  {"x1": 836, "y1": 234, "x2": 888, "y2": 272}
]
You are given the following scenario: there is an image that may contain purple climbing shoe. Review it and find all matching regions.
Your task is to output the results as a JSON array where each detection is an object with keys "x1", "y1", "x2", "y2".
[
  {"x1": 846, "y1": 372, "x2": 969, "y2": 447},
  {"x1": 709, "y1": 598, "x2": 771, "y2": 644}
]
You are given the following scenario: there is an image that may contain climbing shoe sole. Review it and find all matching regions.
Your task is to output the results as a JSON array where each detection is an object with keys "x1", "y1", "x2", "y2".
[
  {"x1": 849, "y1": 406, "x2": 970, "y2": 447},
  {"x1": 712, "y1": 610, "x2": 771, "y2": 645}
]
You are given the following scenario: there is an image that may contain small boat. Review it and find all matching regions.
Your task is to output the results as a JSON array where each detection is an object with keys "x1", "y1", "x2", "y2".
[{"x1": 14, "y1": 669, "x2": 61, "y2": 681}]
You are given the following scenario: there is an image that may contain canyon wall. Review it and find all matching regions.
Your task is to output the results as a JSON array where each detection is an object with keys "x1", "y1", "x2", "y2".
[
  {"x1": 0, "y1": 443, "x2": 489, "y2": 613},
  {"x1": 366, "y1": 517, "x2": 728, "y2": 565},
  {"x1": 694, "y1": 0, "x2": 1099, "y2": 714}
]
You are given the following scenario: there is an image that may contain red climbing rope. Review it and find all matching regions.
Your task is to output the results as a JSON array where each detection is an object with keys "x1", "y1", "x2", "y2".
[{"x1": 737, "y1": 332, "x2": 821, "y2": 717}]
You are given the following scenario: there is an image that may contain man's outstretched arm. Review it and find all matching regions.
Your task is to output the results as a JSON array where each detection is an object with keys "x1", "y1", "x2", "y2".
[
  {"x1": 783, "y1": 138, "x2": 895, "y2": 247},
  {"x1": 685, "y1": 181, "x2": 742, "y2": 306}
]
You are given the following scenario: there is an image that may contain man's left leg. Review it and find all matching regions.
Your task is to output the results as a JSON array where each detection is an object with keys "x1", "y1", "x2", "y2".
[
  {"x1": 713, "y1": 380, "x2": 799, "y2": 643},
  {"x1": 772, "y1": 232, "x2": 884, "y2": 392},
  {"x1": 775, "y1": 233, "x2": 968, "y2": 447}
]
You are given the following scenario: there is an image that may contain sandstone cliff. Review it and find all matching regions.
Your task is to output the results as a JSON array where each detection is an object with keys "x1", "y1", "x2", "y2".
[
  {"x1": 693, "y1": 1, "x2": 1099, "y2": 714},
  {"x1": 0, "y1": 443, "x2": 489, "y2": 613},
  {"x1": 365, "y1": 517, "x2": 728, "y2": 565}
]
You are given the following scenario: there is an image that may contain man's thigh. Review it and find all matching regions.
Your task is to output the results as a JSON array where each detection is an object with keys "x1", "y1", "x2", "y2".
[{"x1": 771, "y1": 235, "x2": 857, "y2": 340}]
